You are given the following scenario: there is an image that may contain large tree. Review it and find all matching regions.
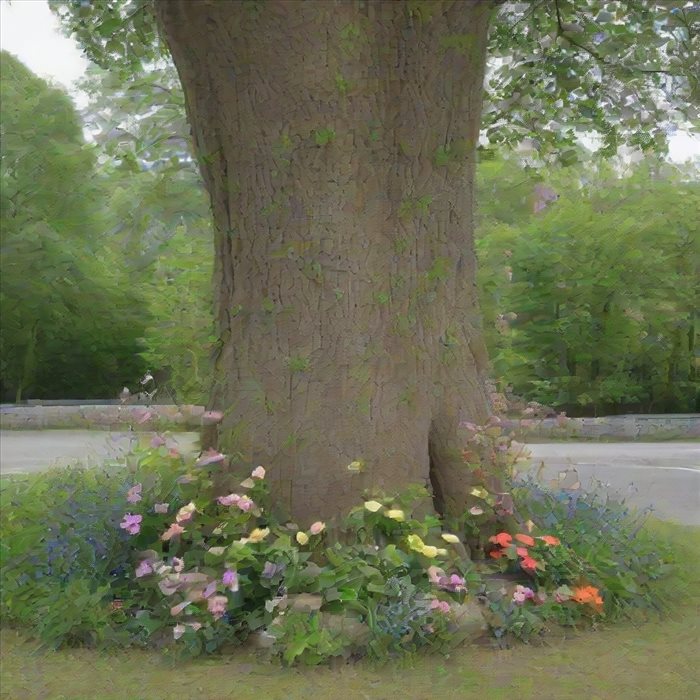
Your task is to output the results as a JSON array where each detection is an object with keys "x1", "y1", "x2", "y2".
[{"x1": 55, "y1": 0, "x2": 698, "y2": 524}]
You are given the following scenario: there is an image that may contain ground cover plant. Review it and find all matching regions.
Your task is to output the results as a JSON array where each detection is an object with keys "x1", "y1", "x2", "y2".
[{"x1": 0, "y1": 421, "x2": 678, "y2": 666}]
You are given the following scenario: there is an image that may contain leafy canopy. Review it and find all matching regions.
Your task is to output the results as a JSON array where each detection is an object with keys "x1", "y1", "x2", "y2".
[{"x1": 52, "y1": 0, "x2": 700, "y2": 160}]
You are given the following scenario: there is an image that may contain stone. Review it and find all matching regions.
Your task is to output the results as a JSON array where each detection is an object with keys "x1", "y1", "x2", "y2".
[
  {"x1": 287, "y1": 593, "x2": 323, "y2": 613},
  {"x1": 448, "y1": 601, "x2": 489, "y2": 644}
]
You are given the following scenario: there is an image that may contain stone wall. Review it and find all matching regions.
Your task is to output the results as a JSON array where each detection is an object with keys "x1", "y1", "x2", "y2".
[{"x1": 1, "y1": 404, "x2": 698, "y2": 440}]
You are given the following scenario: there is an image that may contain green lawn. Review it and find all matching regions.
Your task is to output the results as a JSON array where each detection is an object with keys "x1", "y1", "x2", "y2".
[{"x1": 2, "y1": 522, "x2": 699, "y2": 700}]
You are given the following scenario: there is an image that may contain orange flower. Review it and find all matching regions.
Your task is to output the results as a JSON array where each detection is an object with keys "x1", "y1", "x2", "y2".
[
  {"x1": 520, "y1": 556, "x2": 539, "y2": 572},
  {"x1": 571, "y1": 585, "x2": 604, "y2": 610},
  {"x1": 539, "y1": 535, "x2": 561, "y2": 546},
  {"x1": 514, "y1": 533, "x2": 535, "y2": 546},
  {"x1": 516, "y1": 547, "x2": 529, "y2": 558},
  {"x1": 489, "y1": 532, "x2": 513, "y2": 547},
  {"x1": 489, "y1": 549, "x2": 504, "y2": 559}
]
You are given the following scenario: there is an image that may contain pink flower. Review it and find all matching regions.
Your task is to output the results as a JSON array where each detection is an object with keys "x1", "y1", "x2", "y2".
[
  {"x1": 469, "y1": 506, "x2": 484, "y2": 516},
  {"x1": 150, "y1": 434, "x2": 166, "y2": 448},
  {"x1": 427, "y1": 566, "x2": 444, "y2": 585},
  {"x1": 154, "y1": 502, "x2": 169, "y2": 514},
  {"x1": 135, "y1": 559, "x2": 153, "y2": 578},
  {"x1": 172, "y1": 557, "x2": 185, "y2": 573},
  {"x1": 512, "y1": 585, "x2": 535, "y2": 605},
  {"x1": 168, "y1": 448, "x2": 181, "y2": 459},
  {"x1": 161, "y1": 523, "x2": 185, "y2": 541},
  {"x1": 202, "y1": 410, "x2": 224, "y2": 425},
  {"x1": 120, "y1": 513, "x2": 142, "y2": 535},
  {"x1": 217, "y1": 493, "x2": 240, "y2": 507},
  {"x1": 251, "y1": 465, "x2": 266, "y2": 479},
  {"x1": 126, "y1": 483, "x2": 142, "y2": 504},
  {"x1": 222, "y1": 569, "x2": 239, "y2": 592},
  {"x1": 207, "y1": 595, "x2": 228, "y2": 620},
  {"x1": 309, "y1": 521, "x2": 325, "y2": 535},
  {"x1": 430, "y1": 599, "x2": 451, "y2": 615},
  {"x1": 237, "y1": 496, "x2": 254, "y2": 512},
  {"x1": 196, "y1": 448, "x2": 226, "y2": 467}
]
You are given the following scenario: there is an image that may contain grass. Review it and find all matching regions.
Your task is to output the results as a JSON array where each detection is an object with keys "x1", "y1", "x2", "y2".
[{"x1": 1, "y1": 521, "x2": 699, "y2": 700}]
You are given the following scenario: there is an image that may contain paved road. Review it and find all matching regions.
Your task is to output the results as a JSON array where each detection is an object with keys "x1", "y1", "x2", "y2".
[
  {"x1": 526, "y1": 443, "x2": 700, "y2": 526},
  {"x1": 0, "y1": 430, "x2": 200, "y2": 474},
  {"x1": 1, "y1": 431, "x2": 697, "y2": 525}
]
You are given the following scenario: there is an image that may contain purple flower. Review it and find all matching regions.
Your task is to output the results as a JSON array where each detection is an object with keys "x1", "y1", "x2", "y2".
[
  {"x1": 217, "y1": 493, "x2": 240, "y2": 507},
  {"x1": 513, "y1": 585, "x2": 536, "y2": 605},
  {"x1": 135, "y1": 559, "x2": 154, "y2": 578},
  {"x1": 126, "y1": 483, "x2": 142, "y2": 504},
  {"x1": 120, "y1": 513, "x2": 142, "y2": 536},
  {"x1": 222, "y1": 569, "x2": 239, "y2": 592},
  {"x1": 203, "y1": 581, "x2": 217, "y2": 599},
  {"x1": 237, "y1": 496, "x2": 255, "y2": 512}
]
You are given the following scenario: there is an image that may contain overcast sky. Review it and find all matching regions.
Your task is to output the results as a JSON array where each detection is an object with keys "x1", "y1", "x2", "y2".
[{"x1": 1, "y1": 0, "x2": 699, "y2": 163}]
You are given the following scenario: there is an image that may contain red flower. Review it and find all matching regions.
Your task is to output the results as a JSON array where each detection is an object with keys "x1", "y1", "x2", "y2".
[
  {"x1": 489, "y1": 550, "x2": 504, "y2": 559},
  {"x1": 515, "y1": 533, "x2": 535, "y2": 546},
  {"x1": 516, "y1": 547, "x2": 529, "y2": 558},
  {"x1": 520, "y1": 556, "x2": 539, "y2": 572},
  {"x1": 539, "y1": 535, "x2": 561, "y2": 546},
  {"x1": 489, "y1": 532, "x2": 513, "y2": 547}
]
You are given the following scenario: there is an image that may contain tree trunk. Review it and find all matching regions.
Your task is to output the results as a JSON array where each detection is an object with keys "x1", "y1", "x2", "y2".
[{"x1": 155, "y1": 0, "x2": 494, "y2": 524}]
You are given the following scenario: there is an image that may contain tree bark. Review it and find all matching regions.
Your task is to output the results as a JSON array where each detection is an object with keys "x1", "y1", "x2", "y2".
[{"x1": 155, "y1": 0, "x2": 494, "y2": 524}]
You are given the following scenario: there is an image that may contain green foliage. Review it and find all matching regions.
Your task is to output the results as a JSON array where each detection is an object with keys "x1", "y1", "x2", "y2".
[
  {"x1": 476, "y1": 155, "x2": 699, "y2": 414},
  {"x1": 79, "y1": 64, "x2": 215, "y2": 404},
  {"x1": 0, "y1": 52, "x2": 147, "y2": 401},
  {"x1": 485, "y1": 1, "x2": 699, "y2": 160}
]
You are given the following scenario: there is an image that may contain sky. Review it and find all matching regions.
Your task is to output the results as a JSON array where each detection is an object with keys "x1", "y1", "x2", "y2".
[{"x1": 1, "y1": 0, "x2": 699, "y2": 163}]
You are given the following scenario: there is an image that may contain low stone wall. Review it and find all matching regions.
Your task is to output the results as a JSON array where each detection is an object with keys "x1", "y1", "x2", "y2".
[
  {"x1": 502, "y1": 414, "x2": 700, "y2": 440},
  {"x1": 1, "y1": 405, "x2": 698, "y2": 440},
  {"x1": 0, "y1": 404, "x2": 204, "y2": 430}
]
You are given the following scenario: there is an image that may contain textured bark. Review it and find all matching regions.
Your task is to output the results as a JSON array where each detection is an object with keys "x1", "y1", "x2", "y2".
[{"x1": 156, "y1": 0, "x2": 494, "y2": 524}]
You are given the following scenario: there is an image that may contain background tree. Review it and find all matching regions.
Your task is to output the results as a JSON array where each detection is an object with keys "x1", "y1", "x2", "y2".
[
  {"x1": 477, "y1": 154, "x2": 699, "y2": 415},
  {"x1": 80, "y1": 64, "x2": 214, "y2": 403},
  {"x1": 0, "y1": 51, "x2": 147, "y2": 401},
  {"x1": 53, "y1": 0, "x2": 699, "y2": 523}
]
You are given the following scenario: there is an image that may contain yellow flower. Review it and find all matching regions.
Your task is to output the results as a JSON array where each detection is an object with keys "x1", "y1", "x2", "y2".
[
  {"x1": 347, "y1": 460, "x2": 365, "y2": 472},
  {"x1": 386, "y1": 509, "x2": 405, "y2": 522},
  {"x1": 364, "y1": 500, "x2": 384, "y2": 513},
  {"x1": 241, "y1": 527, "x2": 269, "y2": 544},
  {"x1": 470, "y1": 487, "x2": 489, "y2": 499},
  {"x1": 421, "y1": 545, "x2": 438, "y2": 558},
  {"x1": 436, "y1": 548, "x2": 448, "y2": 556},
  {"x1": 441, "y1": 533, "x2": 460, "y2": 544},
  {"x1": 407, "y1": 534, "x2": 425, "y2": 552},
  {"x1": 296, "y1": 531, "x2": 309, "y2": 545}
]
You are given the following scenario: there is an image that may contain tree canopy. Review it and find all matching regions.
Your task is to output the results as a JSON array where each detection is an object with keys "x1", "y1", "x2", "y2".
[{"x1": 52, "y1": 0, "x2": 699, "y2": 162}]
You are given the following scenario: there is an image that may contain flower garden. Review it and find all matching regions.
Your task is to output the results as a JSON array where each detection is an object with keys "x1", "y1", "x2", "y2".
[{"x1": 0, "y1": 421, "x2": 679, "y2": 666}]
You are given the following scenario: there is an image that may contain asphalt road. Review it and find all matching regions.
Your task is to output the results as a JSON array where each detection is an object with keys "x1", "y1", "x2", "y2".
[{"x1": 1, "y1": 431, "x2": 698, "y2": 525}]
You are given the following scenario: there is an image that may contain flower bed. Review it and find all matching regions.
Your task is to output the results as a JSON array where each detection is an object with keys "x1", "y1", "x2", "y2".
[{"x1": 0, "y1": 422, "x2": 674, "y2": 664}]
